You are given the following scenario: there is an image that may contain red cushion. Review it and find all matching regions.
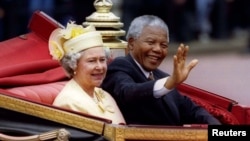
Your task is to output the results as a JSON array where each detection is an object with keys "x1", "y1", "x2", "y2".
[
  {"x1": 0, "y1": 11, "x2": 67, "y2": 87},
  {"x1": 6, "y1": 81, "x2": 67, "y2": 104},
  {"x1": 190, "y1": 96, "x2": 239, "y2": 124},
  {"x1": 231, "y1": 105, "x2": 250, "y2": 124},
  {"x1": 177, "y1": 83, "x2": 241, "y2": 124}
]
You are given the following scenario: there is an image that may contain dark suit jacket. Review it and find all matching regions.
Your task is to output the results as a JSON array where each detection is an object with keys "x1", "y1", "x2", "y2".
[{"x1": 102, "y1": 54, "x2": 221, "y2": 125}]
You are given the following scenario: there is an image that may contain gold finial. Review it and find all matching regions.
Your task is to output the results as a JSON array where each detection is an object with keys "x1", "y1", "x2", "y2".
[
  {"x1": 86, "y1": 0, "x2": 119, "y2": 22},
  {"x1": 83, "y1": 0, "x2": 127, "y2": 56},
  {"x1": 94, "y1": 0, "x2": 113, "y2": 13}
]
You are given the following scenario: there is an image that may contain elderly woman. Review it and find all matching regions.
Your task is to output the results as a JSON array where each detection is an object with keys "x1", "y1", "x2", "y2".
[{"x1": 48, "y1": 22, "x2": 125, "y2": 125}]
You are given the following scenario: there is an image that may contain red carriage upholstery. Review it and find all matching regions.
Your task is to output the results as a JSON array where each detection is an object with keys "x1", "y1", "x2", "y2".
[
  {"x1": 1, "y1": 79, "x2": 244, "y2": 125},
  {"x1": 0, "y1": 11, "x2": 249, "y2": 126},
  {"x1": 5, "y1": 81, "x2": 66, "y2": 104},
  {"x1": 177, "y1": 84, "x2": 240, "y2": 124}
]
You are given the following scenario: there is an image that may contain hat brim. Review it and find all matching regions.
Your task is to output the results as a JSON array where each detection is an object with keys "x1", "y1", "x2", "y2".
[{"x1": 48, "y1": 28, "x2": 65, "y2": 60}]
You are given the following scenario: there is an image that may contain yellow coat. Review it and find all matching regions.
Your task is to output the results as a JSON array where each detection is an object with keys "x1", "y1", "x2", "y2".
[{"x1": 53, "y1": 79, "x2": 126, "y2": 124}]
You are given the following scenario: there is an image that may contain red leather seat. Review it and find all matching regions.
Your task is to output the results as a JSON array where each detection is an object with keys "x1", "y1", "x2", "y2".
[
  {"x1": 6, "y1": 81, "x2": 67, "y2": 104},
  {"x1": 0, "y1": 79, "x2": 242, "y2": 125}
]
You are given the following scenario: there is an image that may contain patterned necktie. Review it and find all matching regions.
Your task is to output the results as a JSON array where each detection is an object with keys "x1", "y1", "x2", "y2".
[{"x1": 148, "y1": 72, "x2": 155, "y2": 80}]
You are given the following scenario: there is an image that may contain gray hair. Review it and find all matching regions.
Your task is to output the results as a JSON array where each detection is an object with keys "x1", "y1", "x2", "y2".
[
  {"x1": 126, "y1": 15, "x2": 169, "y2": 42},
  {"x1": 60, "y1": 47, "x2": 111, "y2": 78},
  {"x1": 60, "y1": 52, "x2": 81, "y2": 78}
]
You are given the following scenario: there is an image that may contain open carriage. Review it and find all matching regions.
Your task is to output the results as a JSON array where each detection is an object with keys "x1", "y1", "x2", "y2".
[{"x1": 0, "y1": 1, "x2": 250, "y2": 141}]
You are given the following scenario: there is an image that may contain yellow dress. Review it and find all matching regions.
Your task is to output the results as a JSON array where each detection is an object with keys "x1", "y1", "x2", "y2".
[{"x1": 52, "y1": 79, "x2": 126, "y2": 124}]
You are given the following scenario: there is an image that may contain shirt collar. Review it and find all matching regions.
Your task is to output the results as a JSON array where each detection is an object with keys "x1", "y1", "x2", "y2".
[{"x1": 131, "y1": 56, "x2": 151, "y2": 78}]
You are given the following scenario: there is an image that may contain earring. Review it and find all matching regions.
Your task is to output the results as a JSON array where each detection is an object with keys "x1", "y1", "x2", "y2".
[{"x1": 74, "y1": 71, "x2": 76, "y2": 75}]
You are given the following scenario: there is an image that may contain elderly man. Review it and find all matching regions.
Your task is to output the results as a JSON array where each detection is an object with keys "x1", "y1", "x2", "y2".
[{"x1": 102, "y1": 15, "x2": 220, "y2": 125}]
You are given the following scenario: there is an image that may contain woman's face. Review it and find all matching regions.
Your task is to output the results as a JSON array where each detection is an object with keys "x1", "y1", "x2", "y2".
[{"x1": 74, "y1": 46, "x2": 107, "y2": 89}]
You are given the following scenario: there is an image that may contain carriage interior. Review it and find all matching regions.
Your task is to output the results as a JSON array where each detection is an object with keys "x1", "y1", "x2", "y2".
[{"x1": 0, "y1": 1, "x2": 249, "y2": 141}]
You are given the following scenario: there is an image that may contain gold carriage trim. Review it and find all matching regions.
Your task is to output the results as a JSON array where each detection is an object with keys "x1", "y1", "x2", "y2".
[
  {"x1": 0, "y1": 93, "x2": 107, "y2": 135},
  {"x1": 0, "y1": 92, "x2": 209, "y2": 141},
  {"x1": 83, "y1": 22, "x2": 124, "y2": 29},
  {"x1": 103, "y1": 124, "x2": 208, "y2": 141}
]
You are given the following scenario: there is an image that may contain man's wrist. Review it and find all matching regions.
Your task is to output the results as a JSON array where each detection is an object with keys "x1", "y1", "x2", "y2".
[{"x1": 164, "y1": 76, "x2": 176, "y2": 89}]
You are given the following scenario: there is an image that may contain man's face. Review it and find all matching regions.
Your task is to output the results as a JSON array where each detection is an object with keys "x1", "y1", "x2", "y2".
[{"x1": 129, "y1": 26, "x2": 169, "y2": 71}]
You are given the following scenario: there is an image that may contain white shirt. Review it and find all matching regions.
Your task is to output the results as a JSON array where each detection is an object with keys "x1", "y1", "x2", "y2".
[{"x1": 133, "y1": 58, "x2": 172, "y2": 98}]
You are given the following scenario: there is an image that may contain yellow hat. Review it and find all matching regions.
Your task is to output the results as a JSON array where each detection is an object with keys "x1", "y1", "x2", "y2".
[{"x1": 48, "y1": 21, "x2": 103, "y2": 60}]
